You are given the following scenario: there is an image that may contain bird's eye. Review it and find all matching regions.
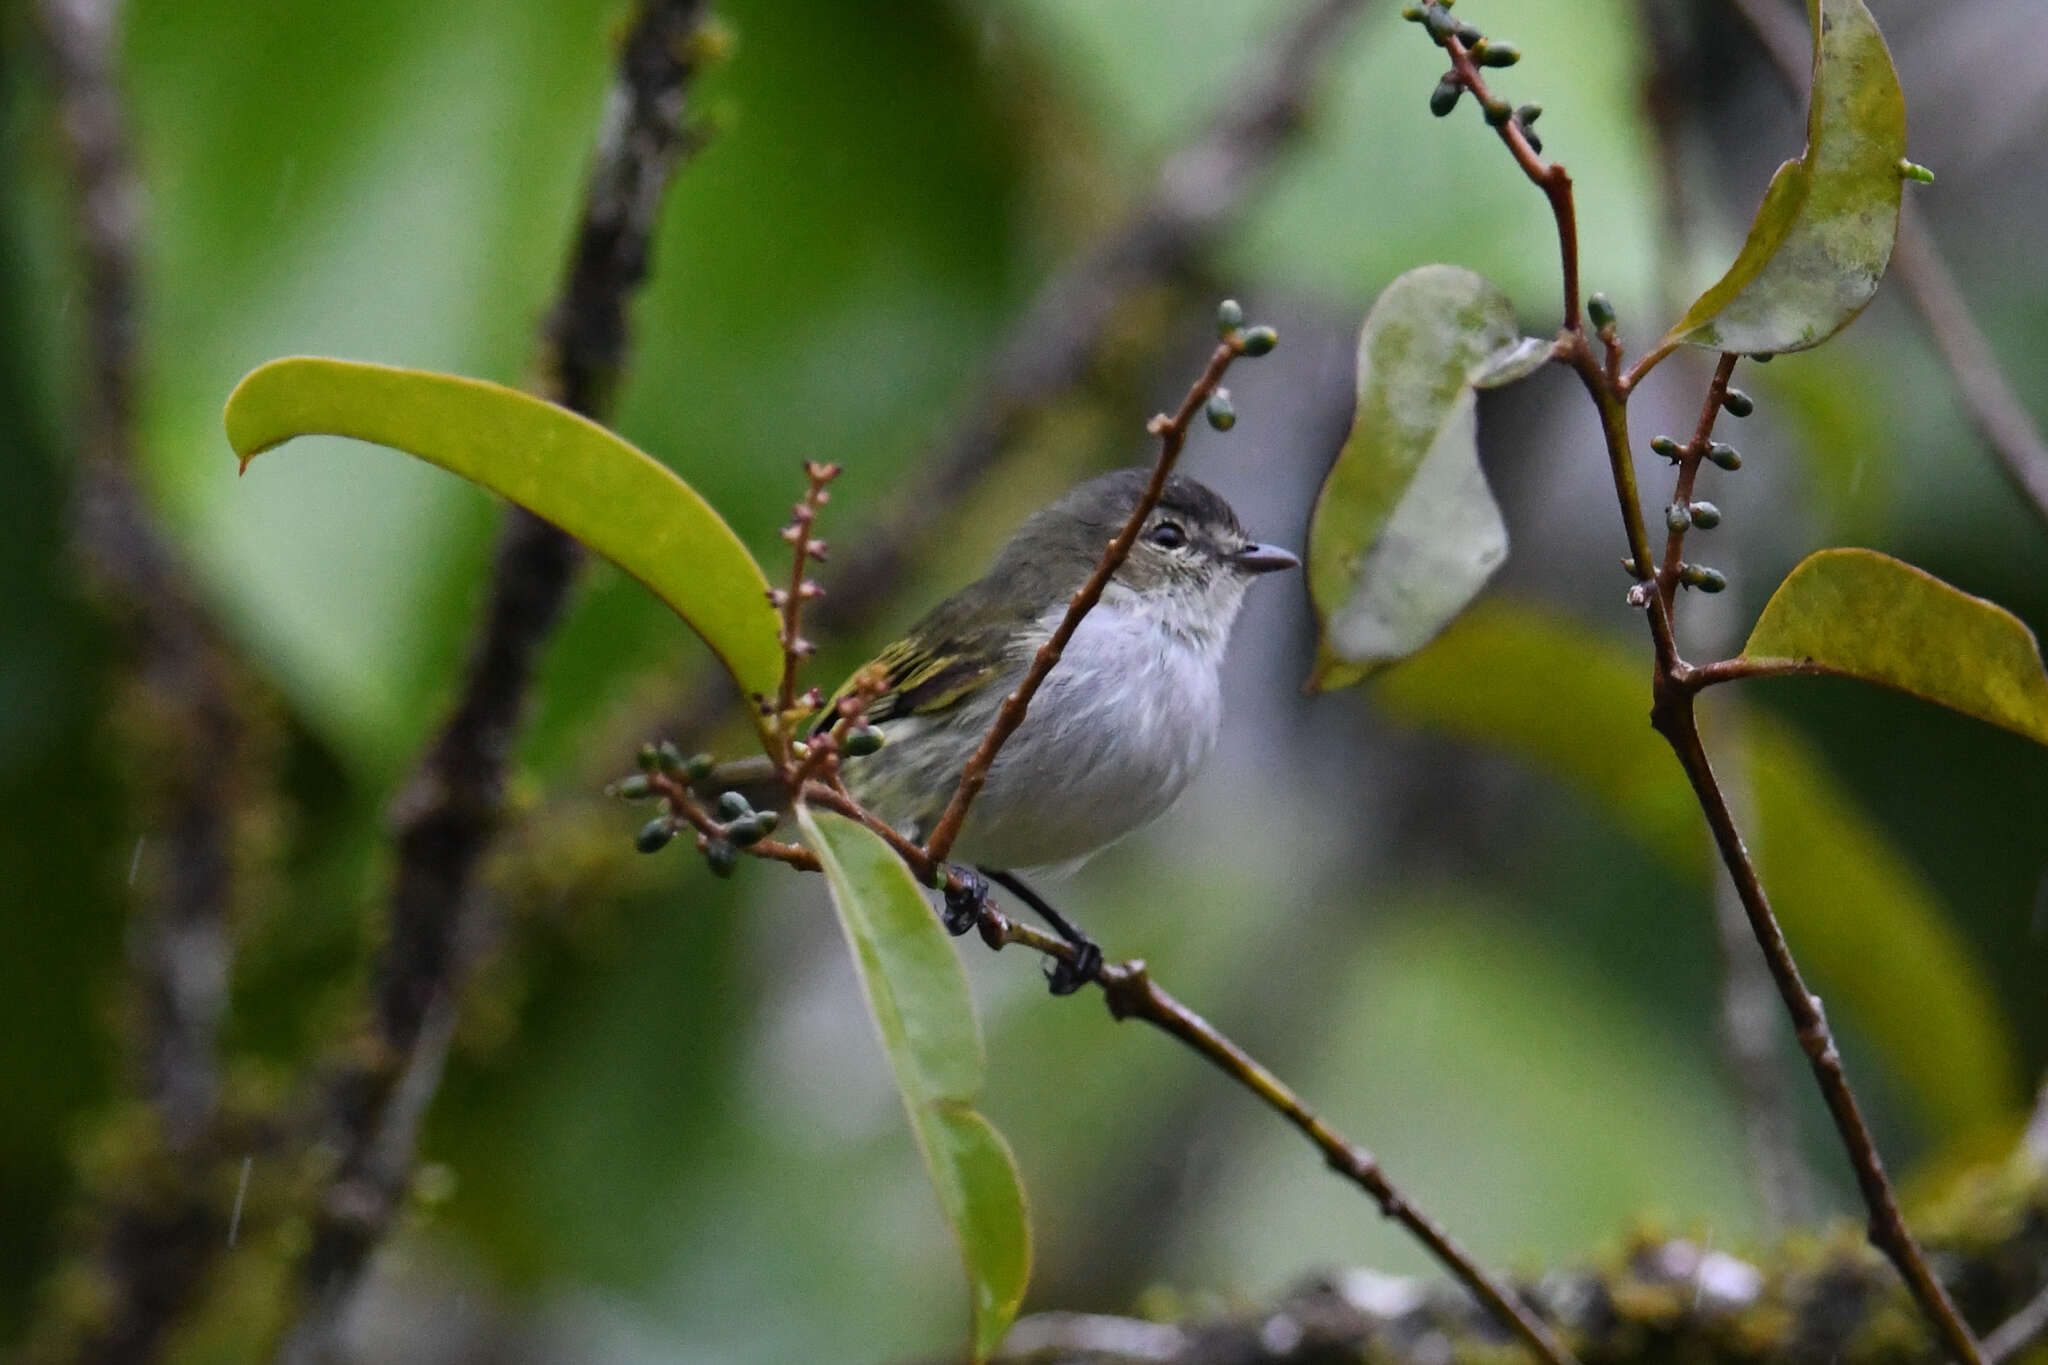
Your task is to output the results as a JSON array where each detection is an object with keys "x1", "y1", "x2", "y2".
[{"x1": 1147, "y1": 521, "x2": 1188, "y2": 550}]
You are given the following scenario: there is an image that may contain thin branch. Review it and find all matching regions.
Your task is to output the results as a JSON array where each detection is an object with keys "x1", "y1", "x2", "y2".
[
  {"x1": 1984, "y1": 1276, "x2": 2048, "y2": 1365},
  {"x1": 1403, "y1": 3, "x2": 1991, "y2": 1357},
  {"x1": 920, "y1": 337, "x2": 1246, "y2": 865},
  {"x1": 1725, "y1": 0, "x2": 2048, "y2": 534},
  {"x1": 37, "y1": 0, "x2": 261, "y2": 1358},
  {"x1": 273, "y1": 4, "x2": 717, "y2": 1358},
  {"x1": 1654, "y1": 352, "x2": 1740, "y2": 612}
]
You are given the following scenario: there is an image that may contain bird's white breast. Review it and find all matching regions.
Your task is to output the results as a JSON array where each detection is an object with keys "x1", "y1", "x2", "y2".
[{"x1": 942, "y1": 583, "x2": 1234, "y2": 870}]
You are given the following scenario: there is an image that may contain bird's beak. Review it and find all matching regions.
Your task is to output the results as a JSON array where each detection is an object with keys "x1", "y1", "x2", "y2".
[{"x1": 1231, "y1": 542, "x2": 1300, "y2": 575}]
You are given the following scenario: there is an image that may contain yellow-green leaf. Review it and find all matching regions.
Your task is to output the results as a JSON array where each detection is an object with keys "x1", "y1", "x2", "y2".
[
  {"x1": 796, "y1": 806, "x2": 1030, "y2": 1362},
  {"x1": 1662, "y1": 0, "x2": 1908, "y2": 356},
  {"x1": 1740, "y1": 548, "x2": 2048, "y2": 747},
  {"x1": 1371, "y1": 602, "x2": 2021, "y2": 1134},
  {"x1": 1306, "y1": 266, "x2": 1529, "y2": 690},
  {"x1": 222, "y1": 357, "x2": 783, "y2": 723}
]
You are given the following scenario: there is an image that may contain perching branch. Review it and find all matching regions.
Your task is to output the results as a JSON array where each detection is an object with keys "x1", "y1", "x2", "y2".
[
  {"x1": 1411, "y1": 5, "x2": 1989, "y2": 1361},
  {"x1": 273, "y1": 4, "x2": 718, "y2": 1359},
  {"x1": 1726, "y1": 0, "x2": 2048, "y2": 535},
  {"x1": 37, "y1": 0, "x2": 261, "y2": 1358},
  {"x1": 654, "y1": 332, "x2": 1581, "y2": 1365}
]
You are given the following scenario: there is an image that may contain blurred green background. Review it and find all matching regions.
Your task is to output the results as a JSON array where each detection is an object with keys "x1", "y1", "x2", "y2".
[{"x1": 3, "y1": 0, "x2": 2045, "y2": 1360}]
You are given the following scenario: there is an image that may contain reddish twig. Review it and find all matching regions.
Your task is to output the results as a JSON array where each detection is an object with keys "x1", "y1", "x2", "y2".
[
  {"x1": 1654, "y1": 352, "x2": 1741, "y2": 611},
  {"x1": 1406, "y1": 4, "x2": 1989, "y2": 1359},
  {"x1": 920, "y1": 336, "x2": 1247, "y2": 865},
  {"x1": 769, "y1": 461, "x2": 839, "y2": 761}
]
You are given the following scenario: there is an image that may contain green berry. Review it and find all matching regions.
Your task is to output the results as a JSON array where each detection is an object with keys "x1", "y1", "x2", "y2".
[
  {"x1": 684, "y1": 752, "x2": 715, "y2": 781},
  {"x1": 1515, "y1": 102, "x2": 1543, "y2": 126},
  {"x1": 1240, "y1": 325, "x2": 1278, "y2": 356},
  {"x1": 1650, "y1": 435, "x2": 1681, "y2": 459},
  {"x1": 1587, "y1": 293, "x2": 1616, "y2": 330},
  {"x1": 704, "y1": 839, "x2": 738, "y2": 878},
  {"x1": 655, "y1": 741, "x2": 686, "y2": 776},
  {"x1": 1473, "y1": 39, "x2": 1520, "y2": 66},
  {"x1": 1721, "y1": 387, "x2": 1754, "y2": 418},
  {"x1": 842, "y1": 725, "x2": 885, "y2": 757},
  {"x1": 1665, "y1": 503, "x2": 1691, "y2": 532},
  {"x1": 728, "y1": 814, "x2": 769, "y2": 848},
  {"x1": 1688, "y1": 500, "x2": 1722, "y2": 529},
  {"x1": 636, "y1": 743, "x2": 659, "y2": 772},
  {"x1": 635, "y1": 818, "x2": 675, "y2": 854},
  {"x1": 1706, "y1": 442, "x2": 1742, "y2": 471},
  {"x1": 1401, "y1": 4, "x2": 1426, "y2": 19},
  {"x1": 1482, "y1": 97, "x2": 1513, "y2": 126},
  {"x1": 1216, "y1": 298, "x2": 1243, "y2": 334},
  {"x1": 1205, "y1": 390, "x2": 1237, "y2": 431},
  {"x1": 1682, "y1": 564, "x2": 1728, "y2": 593},
  {"x1": 1454, "y1": 22, "x2": 1482, "y2": 44},
  {"x1": 716, "y1": 790, "x2": 752, "y2": 822},
  {"x1": 610, "y1": 774, "x2": 653, "y2": 801},
  {"x1": 1423, "y1": 7, "x2": 1458, "y2": 39},
  {"x1": 1429, "y1": 77, "x2": 1463, "y2": 117}
]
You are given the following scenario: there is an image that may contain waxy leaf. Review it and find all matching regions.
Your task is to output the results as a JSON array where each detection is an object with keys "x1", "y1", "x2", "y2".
[
  {"x1": 223, "y1": 358, "x2": 783, "y2": 728},
  {"x1": 796, "y1": 807, "x2": 1030, "y2": 1362},
  {"x1": 1741, "y1": 548, "x2": 2048, "y2": 747},
  {"x1": 1662, "y1": 0, "x2": 1907, "y2": 355},
  {"x1": 1371, "y1": 602, "x2": 2021, "y2": 1132},
  {"x1": 1307, "y1": 266, "x2": 1532, "y2": 690}
]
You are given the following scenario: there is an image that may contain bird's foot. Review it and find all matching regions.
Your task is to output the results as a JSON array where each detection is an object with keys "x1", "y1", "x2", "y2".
[
  {"x1": 1043, "y1": 939, "x2": 1103, "y2": 996},
  {"x1": 940, "y1": 865, "x2": 987, "y2": 936}
]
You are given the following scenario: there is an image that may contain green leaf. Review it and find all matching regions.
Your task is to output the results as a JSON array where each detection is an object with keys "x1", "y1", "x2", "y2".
[
  {"x1": 1306, "y1": 266, "x2": 1527, "y2": 690},
  {"x1": 222, "y1": 357, "x2": 784, "y2": 725},
  {"x1": 1370, "y1": 602, "x2": 2021, "y2": 1134},
  {"x1": 1740, "y1": 548, "x2": 2048, "y2": 747},
  {"x1": 795, "y1": 806, "x2": 1031, "y2": 1362},
  {"x1": 1661, "y1": 0, "x2": 1908, "y2": 356}
]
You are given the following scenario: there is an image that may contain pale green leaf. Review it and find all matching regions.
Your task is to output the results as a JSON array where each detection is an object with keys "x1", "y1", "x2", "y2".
[
  {"x1": 1740, "y1": 548, "x2": 2048, "y2": 747},
  {"x1": 796, "y1": 806, "x2": 1031, "y2": 1362},
  {"x1": 1662, "y1": 0, "x2": 1908, "y2": 355},
  {"x1": 1306, "y1": 266, "x2": 1519, "y2": 690},
  {"x1": 221, "y1": 358, "x2": 784, "y2": 725},
  {"x1": 1371, "y1": 602, "x2": 2021, "y2": 1133}
]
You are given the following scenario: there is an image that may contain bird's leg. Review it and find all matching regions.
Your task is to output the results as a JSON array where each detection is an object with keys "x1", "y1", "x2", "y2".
[
  {"x1": 940, "y1": 865, "x2": 988, "y2": 937},
  {"x1": 985, "y1": 868, "x2": 1103, "y2": 996}
]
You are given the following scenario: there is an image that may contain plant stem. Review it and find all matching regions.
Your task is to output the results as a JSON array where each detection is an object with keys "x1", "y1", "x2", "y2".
[
  {"x1": 1647, "y1": 690, "x2": 1985, "y2": 1365},
  {"x1": 1414, "y1": 6, "x2": 1989, "y2": 1356},
  {"x1": 1656, "y1": 353, "x2": 1740, "y2": 612}
]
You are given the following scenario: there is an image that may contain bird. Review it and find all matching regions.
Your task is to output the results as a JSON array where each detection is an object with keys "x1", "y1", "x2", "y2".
[{"x1": 733, "y1": 466, "x2": 1297, "y2": 991}]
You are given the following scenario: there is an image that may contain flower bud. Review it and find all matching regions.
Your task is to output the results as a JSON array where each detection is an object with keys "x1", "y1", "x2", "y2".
[
  {"x1": 637, "y1": 743, "x2": 659, "y2": 772},
  {"x1": 1216, "y1": 298, "x2": 1243, "y2": 334},
  {"x1": 655, "y1": 741, "x2": 686, "y2": 776},
  {"x1": 1665, "y1": 503, "x2": 1691, "y2": 532},
  {"x1": 842, "y1": 724, "x2": 885, "y2": 756},
  {"x1": 1515, "y1": 102, "x2": 1543, "y2": 126},
  {"x1": 728, "y1": 814, "x2": 771, "y2": 848},
  {"x1": 704, "y1": 838, "x2": 738, "y2": 878},
  {"x1": 636, "y1": 818, "x2": 676, "y2": 854},
  {"x1": 1473, "y1": 39, "x2": 1520, "y2": 66},
  {"x1": 1482, "y1": 97, "x2": 1513, "y2": 126},
  {"x1": 1899, "y1": 159, "x2": 1935, "y2": 184},
  {"x1": 1706, "y1": 442, "x2": 1742, "y2": 470},
  {"x1": 716, "y1": 790, "x2": 753, "y2": 822},
  {"x1": 1650, "y1": 434, "x2": 1681, "y2": 459},
  {"x1": 610, "y1": 774, "x2": 653, "y2": 800},
  {"x1": 1240, "y1": 326, "x2": 1278, "y2": 356},
  {"x1": 1587, "y1": 293, "x2": 1616, "y2": 330},
  {"x1": 1682, "y1": 564, "x2": 1728, "y2": 593},
  {"x1": 1429, "y1": 77, "x2": 1463, "y2": 117},
  {"x1": 1720, "y1": 387, "x2": 1754, "y2": 418},
  {"x1": 1688, "y1": 500, "x2": 1722, "y2": 529},
  {"x1": 684, "y1": 752, "x2": 715, "y2": 781},
  {"x1": 1205, "y1": 390, "x2": 1237, "y2": 431}
]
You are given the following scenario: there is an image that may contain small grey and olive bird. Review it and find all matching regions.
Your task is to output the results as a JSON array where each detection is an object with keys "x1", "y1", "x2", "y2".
[{"x1": 744, "y1": 467, "x2": 1298, "y2": 990}]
